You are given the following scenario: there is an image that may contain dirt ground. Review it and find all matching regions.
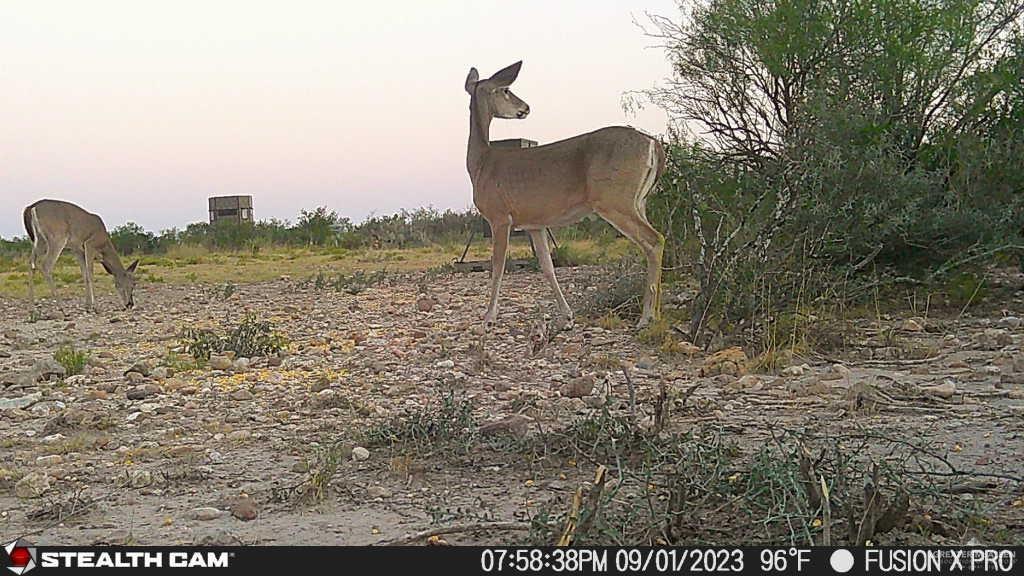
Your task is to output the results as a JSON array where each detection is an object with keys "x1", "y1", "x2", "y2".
[{"x1": 1, "y1": 265, "x2": 1023, "y2": 546}]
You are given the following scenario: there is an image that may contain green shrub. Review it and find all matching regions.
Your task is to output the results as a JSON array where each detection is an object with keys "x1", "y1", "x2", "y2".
[
  {"x1": 181, "y1": 313, "x2": 288, "y2": 360},
  {"x1": 54, "y1": 345, "x2": 89, "y2": 377}
]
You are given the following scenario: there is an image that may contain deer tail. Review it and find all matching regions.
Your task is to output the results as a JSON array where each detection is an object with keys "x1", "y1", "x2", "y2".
[{"x1": 23, "y1": 205, "x2": 36, "y2": 242}]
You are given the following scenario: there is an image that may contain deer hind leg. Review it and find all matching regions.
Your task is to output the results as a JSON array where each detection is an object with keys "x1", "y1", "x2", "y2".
[
  {"x1": 40, "y1": 235, "x2": 69, "y2": 310},
  {"x1": 527, "y1": 229, "x2": 573, "y2": 322},
  {"x1": 27, "y1": 234, "x2": 44, "y2": 309},
  {"x1": 484, "y1": 217, "x2": 512, "y2": 326},
  {"x1": 596, "y1": 207, "x2": 665, "y2": 328}
]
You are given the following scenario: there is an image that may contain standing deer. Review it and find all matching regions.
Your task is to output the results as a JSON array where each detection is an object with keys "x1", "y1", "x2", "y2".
[
  {"x1": 465, "y1": 61, "x2": 666, "y2": 328},
  {"x1": 23, "y1": 199, "x2": 139, "y2": 312}
]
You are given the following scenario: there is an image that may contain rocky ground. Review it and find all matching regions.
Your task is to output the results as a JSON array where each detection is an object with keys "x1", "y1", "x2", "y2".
[{"x1": 1, "y1": 266, "x2": 1023, "y2": 546}]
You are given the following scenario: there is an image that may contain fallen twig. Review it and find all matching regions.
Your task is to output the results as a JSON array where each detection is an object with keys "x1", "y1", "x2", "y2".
[{"x1": 379, "y1": 521, "x2": 531, "y2": 546}]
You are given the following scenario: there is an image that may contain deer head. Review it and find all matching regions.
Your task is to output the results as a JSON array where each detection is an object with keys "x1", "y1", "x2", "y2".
[
  {"x1": 465, "y1": 61, "x2": 530, "y2": 120},
  {"x1": 103, "y1": 259, "x2": 139, "y2": 309}
]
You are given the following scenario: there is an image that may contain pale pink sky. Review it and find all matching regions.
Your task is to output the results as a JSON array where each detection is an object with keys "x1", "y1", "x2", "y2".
[{"x1": 1, "y1": 0, "x2": 675, "y2": 238}]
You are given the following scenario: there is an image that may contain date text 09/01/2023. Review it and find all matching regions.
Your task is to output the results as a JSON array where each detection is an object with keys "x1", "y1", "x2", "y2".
[{"x1": 479, "y1": 549, "x2": 811, "y2": 573}]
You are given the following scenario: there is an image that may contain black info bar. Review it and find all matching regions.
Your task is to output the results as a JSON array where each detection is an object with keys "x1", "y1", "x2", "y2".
[{"x1": 2, "y1": 545, "x2": 1021, "y2": 575}]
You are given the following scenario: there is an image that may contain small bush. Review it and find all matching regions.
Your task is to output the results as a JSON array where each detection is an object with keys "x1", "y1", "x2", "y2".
[
  {"x1": 571, "y1": 258, "x2": 646, "y2": 321},
  {"x1": 54, "y1": 345, "x2": 89, "y2": 377},
  {"x1": 312, "y1": 269, "x2": 389, "y2": 294},
  {"x1": 181, "y1": 313, "x2": 288, "y2": 360},
  {"x1": 364, "y1": 389, "x2": 475, "y2": 449}
]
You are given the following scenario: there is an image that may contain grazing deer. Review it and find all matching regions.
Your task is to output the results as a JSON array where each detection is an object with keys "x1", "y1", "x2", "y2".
[
  {"x1": 23, "y1": 199, "x2": 139, "y2": 312},
  {"x1": 465, "y1": 61, "x2": 666, "y2": 328}
]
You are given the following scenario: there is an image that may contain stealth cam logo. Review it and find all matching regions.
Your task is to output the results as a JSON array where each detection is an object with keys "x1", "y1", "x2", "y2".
[{"x1": 2, "y1": 539, "x2": 36, "y2": 575}]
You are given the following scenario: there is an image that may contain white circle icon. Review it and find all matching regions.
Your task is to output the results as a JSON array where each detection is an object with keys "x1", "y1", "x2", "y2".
[{"x1": 830, "y1": 549, "x2": 854, "y2": 573}]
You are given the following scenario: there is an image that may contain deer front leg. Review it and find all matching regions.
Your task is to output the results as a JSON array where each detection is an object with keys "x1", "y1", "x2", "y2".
[
  {"x1": 528, "y1": 229, "x2": 573, "y2": 324},
  {"x1": 75, "y1": 247, "x2": 96, "y2": 312},
  {"x1": 484, "y1": 219, "x2": 511, "y2": 326}
]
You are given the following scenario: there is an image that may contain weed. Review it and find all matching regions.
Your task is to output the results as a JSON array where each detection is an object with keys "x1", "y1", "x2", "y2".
[
  {"x1": 944, "y1": 271, "x2": 988, "y2": 309},
  {"x1": 312, "y1": 269, "x2": 389, "y2": 294},
  {"x1": 364, "y1": 389, "x2": 475, "y2": 450},
  {"x1": 596, "y1": 313, "x2": 626, "y2": 330},
  {"x1": 571, "y1": 258, "x2": 645, "y2": 321},
  {"x1": 181, "y1": 313, "x2": 288, "y2": 360},
  {"x1": 163, "y1": 351, "x2": 202, "y2": 372},
  {"x1": 217, "y1": 282, "x2": 236, "y2": 300},
  {"x1": 54, "y1": 345, "x2": 89, "y2": 377},
  {"x1": 295, "y1": 442, "x2": 350, "y2": 504}
]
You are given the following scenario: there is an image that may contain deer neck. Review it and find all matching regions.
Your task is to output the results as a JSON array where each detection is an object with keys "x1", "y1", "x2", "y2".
[
  {"x1": 467, "y1": 94, "x2": 492, "y2": 184},
  {"x1": 98, "y1": 241, "x2": 127, "y2": 277}
]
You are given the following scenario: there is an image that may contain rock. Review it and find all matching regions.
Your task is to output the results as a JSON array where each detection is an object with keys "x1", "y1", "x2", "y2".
[
  {"x1": 366, "y1": 486, "x2": 392, "y2": 499},
  {"x1": 209, "y1": 355, "x2": 232, "y2": 371},
  {"x1": 194, "y1": 528, "x2": 239, "y2": 546},
  {"x1": 352, "y1": 446, "x2": 370, "y2": 461},
  {"x1": 34, "y1": 358, "x2": 66, "y2": 381},
  {"x1": 636, "y1": 356, "x2": 657, "y2": 370},
  {"x1": 435, "y1": 359, "x2": 455, "y2": 369},
  {"x1": 230, "y1": 389, "x2": 254, "y2": 401},
  {"x1": 728, "y1": 374, "x2": 764, "y2": 391},
  {"x1": 820, "y1": 363, "x2": 852, "y2": 381},
  {"x1": 998, "y1": 373, "x2": 1024, "y2": 387},
  {"x1": 163, "y1": 378, "x2": 188, "y2": 392},
  {"x1": 416, "y1": 297, "x2": 435, "y2": 312},
  {"x1": 127, "y1": 384, "x2": 161, "y2": 400},
  {"x1": 479, "y1": 414, "x2": 532, "y2": 438},
  {"x1": 226, "y1": 430, "x2": 252, "y2": 442},
  {"x1": 191, "y1": 507, "x2": 225, "y2": 521},
  {"x1": 0, "y1": 392, "x2": 42, "y2": 410},
  {"x1": 126, "y1": 371, "x2": 147, "y2": 384},
  {"x1": 310, "y1": 376, "x2": 331, "y2": 393},
  {"x1": 129, "y1": 469, "x2": 153, "y2": 488},
  {"x1": 1013, "y1": 355, "x2": 1024, "y2": 374},
  {"x1": 232, "y1": 358, "x2": 250, "y2": 372},
  {"x1": 15, "y1": 472, "x2": 50, "y2": 498},
  {"x1": 230, "y1": 496, "x2": 258, "y2": 521},
  {"x1": 998, "y1": 316, "x2": 1022, "y2": 330},
  {"x1": 923, "y1": 380, "x2": 957, "y2": 399},
  {"x1": 900, "y1": 318, "x2": 925, "y2": 332},
  {"x1": 832, "y1": 363, "x2": 852, "y2": 377},
  {"x1": 124, "y1": 361, "x2": 151, "y2": 377},
  {"x1": 782, "y1": 364, "x2": 811, "y2": 377},
  {"x1": 977, "y1": 329, "x2": 1013, "y2": 350},
  {"x1": 675, "y1": 341, "x2": 702, "y2": 356},
  {"x1": 151, "y1": 367, "x2": 170, "y2": 380},
  {"x1": 64, "y1": 374, "x2": 88, "y2": 386},
  {"x1": 36, "y1": 454, "x2": 63, "y2": 466},
  {"x1": 701, "y1": 347, "x2": 748, "y2": 377},
  {"x1": 559, "y1": 375, "x2": 595, "y2": 398}
]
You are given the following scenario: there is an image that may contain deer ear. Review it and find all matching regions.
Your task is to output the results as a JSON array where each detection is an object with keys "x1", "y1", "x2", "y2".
[
  {"x1": 489, "y1": 61, "x2": 522, "y2": 87},
  {"x1": 101, "y1": 261, "x2": 114, "y2": 275},
  {"x1": 465, "y1": 68, "x2": 479, "y2": 94},
  {"x1": 127, "y1": 260, "x2": 139, "y2": 274}
]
